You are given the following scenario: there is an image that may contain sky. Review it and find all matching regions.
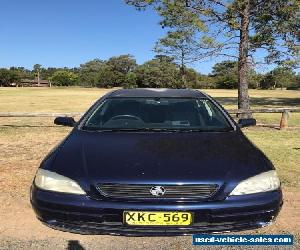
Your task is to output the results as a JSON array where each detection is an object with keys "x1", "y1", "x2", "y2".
[{"x1": 0, "y1": 0, "x2": 292, "y2": 74}]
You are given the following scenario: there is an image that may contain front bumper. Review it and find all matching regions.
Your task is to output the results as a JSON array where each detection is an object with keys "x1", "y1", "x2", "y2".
[{"x1": 30, "y1": 186, "x2": 283, "y2": 236}]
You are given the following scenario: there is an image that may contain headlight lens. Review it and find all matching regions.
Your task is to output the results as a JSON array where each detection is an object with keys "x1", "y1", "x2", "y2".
[
  {"x1": 229, "y1": 170, "x2": 280, "y2": 196},
  {"x1": 34, "y1": 169, "x2": 86, "y2": 195}
]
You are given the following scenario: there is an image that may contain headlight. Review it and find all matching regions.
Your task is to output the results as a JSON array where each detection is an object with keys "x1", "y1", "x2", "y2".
[
  {"x1": 229, "y1": 170, "x2": 280, "y2": 196},
  {"x1": 34, "y1": 169, "x2": 86, "y2": 195}
]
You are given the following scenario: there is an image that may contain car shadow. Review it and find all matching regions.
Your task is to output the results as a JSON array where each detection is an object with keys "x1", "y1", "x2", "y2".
[{"x1": 67, "y1": 240, "x2": 85, "y2": 250}]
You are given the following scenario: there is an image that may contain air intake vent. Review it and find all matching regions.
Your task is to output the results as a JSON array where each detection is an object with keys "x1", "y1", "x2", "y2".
[{"x1": 97, "y1": 183, "x2": 219, "y2": 200}]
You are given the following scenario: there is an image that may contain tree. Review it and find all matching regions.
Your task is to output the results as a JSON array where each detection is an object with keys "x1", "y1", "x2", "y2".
[
  {"x1": 125, "y1": 0, "x2": 300, "y2": 116},
  {"x1": 97, "y1": 64, "x2": 116, "y2": 88},
  {"x1": 135, "y1": 56, "x2": 180, "y2": 88},
  {"x1": 184, "y1": 68, "x2": 201, "y2": 88},
  {"x1": 123, "y1": 72, "x2": 138, "y2": 88},
  {"x1": 211, "y1": 60, "x2": 262, "y2": 89},
  {"x1": 78, "y1": 59, "x2": 104, "y2": 87},
  {"x1": 33, "y1": 64, "x2": 42, "y2": 73},
  {"x1": 287, "y1": 74, "x2": 300, "y2": 90},
  {"x1": 211, "y1": 61, "x2": 238, "y2": 89},
  {"x1": 51, "y1": 71, "x2": 78, "y2": 86},
  {"x1": 0, "y1": 69, "x2": 21, "y2": 86},
  {"x1": 271, "y1": 67, "x2": 296, "y2": 89},
  {"x1": 260, "y1": 67, "x2": 296, "y2": 89},
  {"x1": 78, "y1": 55, "x2": 137, "y2": 87},
  {"x1": 33, "y1": 64, "x2": 42, "y2": 84},
  {"x1": 106, "y1": 54, "x2": 137, "y2": 74},
  {"x1": 106, "y1": 54, "x2": 137, "y2": 86},
  {"x1": 154, "y1": 29, "x2": 222, "y2": 87},
  {"x1": 9, "y1": 67, "x2": 31, "y2": 79},
  {"x1": 247, "y1": 69, "x2": 262, "y2": 89},
  {"x1": 198, "y1": 74, "x2": 217, "y2": 89}
]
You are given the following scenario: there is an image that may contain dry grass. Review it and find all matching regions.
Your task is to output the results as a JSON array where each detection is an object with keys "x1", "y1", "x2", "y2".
[
  {"x1": 1, "y1": 87, "x2": 299, "y2": 111},
  {"x1": 204, "y1": 89, "x2": 300, "y2": 126},
  {"x1": 0, "y1": 87, "x2": 111, "y2": 112},
  {"x1": 0, "y1": 87, "x2": 299, "y2": 188},
  {"x1": 1, "y1": 87, "x2": 299, "y2": 125},
  {"x1": 244, "y1": 128, "x2": 300, "y2": 188}
]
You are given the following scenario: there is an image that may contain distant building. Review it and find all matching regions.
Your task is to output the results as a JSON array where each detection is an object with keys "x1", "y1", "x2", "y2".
[{"x1": 18, "y1": 78, "x2": 51, "y2": 87}]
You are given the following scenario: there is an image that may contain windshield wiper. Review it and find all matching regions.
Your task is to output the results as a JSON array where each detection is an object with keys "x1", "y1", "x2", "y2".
[
  {"x1": 179, "y1": 128, "x2": 233, "y2": 132},
  {"x1": 83, "y1": 127, "x2": 181, "y2": 132},
  {"x1": 105, "y1": 128, "x2": 181, "y2": 132},
  {"x1": 82, "y1": 127, "x2": 233, "y2": 132}
]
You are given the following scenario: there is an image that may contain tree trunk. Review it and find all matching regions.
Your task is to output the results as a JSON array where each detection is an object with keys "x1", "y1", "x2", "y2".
[
  {"x1": 180, "y1": 66, "x2": 187, "y2": 88},
  {"x1": 180, "y1": 50, "x2": 187, "y2": 88},
  {"x1": 238, "y1": 0, "x2": 251, "y2": 118}
]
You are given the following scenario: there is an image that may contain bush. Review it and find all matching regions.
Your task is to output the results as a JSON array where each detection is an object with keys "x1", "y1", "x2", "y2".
[
  {"x1": 51, "y1": 71, "x2": 78, "y2": 86},
  {"x1": 0, "y1": 69, "x2": 21, "y2": 86}
]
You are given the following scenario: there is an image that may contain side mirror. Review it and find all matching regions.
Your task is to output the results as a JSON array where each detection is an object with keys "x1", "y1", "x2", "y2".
[
  {"x1": 238, "y1": 118, "x2": 256, "y2": 128},
  {"x1": 54, "y1": 117, "x2": 76, "y2": 127}
]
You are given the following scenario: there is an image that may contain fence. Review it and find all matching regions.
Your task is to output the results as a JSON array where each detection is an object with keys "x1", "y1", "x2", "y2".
[
  {"x1": 0, "y1": 108, "x2": 300, "y2": 129},
  {"x1": 227, "y1": 108, "x2": 300, "y2": 129}
]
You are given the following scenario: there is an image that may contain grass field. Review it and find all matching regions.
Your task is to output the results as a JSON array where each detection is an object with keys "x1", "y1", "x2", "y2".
[
  {"x1": 1, "y1": 87, "x2": 299, "y2": 125},
  {"x1": 0, "y1": 87, "x2": 300, "y2": 248},
  {"x1": 1, "y1": 86, "x2": 299, "y2": 186}
]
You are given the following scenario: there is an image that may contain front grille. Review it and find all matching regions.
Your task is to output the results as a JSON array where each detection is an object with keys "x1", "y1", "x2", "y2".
[{"x1": 96, "y1": 183, "x2": 219, "y2": 199}]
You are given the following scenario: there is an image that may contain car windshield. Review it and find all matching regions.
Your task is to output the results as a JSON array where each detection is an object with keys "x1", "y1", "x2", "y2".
[{"x1": 82, "y1": 97, "x2": 233, "y2": 132}]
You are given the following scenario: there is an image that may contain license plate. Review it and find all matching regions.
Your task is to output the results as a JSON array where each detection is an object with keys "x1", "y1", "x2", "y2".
[{"x1": 123, "y1": 211, "x2": 193, "y2": 226}]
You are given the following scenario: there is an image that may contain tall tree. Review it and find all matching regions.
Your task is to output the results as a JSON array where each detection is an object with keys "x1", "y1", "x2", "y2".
[
  {"x1": 154, "y1": 28, "x2": 222, "y2": 87},
  {"x1": 33, "y1": 64, "x2": 42, "y2": 72},
  {"x1": 126, "y1": 0, "x2": 300, "y2": 116},
  {"x1": 33, "y1": 63, "x2": 42, "y2": 84}
]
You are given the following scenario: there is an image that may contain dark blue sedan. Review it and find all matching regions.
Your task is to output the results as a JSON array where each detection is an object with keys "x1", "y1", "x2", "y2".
[{"x1": 30, "y1": 88, "x2": 282, "y2": 236}]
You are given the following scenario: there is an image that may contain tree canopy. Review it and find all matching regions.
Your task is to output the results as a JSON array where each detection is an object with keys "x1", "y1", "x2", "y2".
[
  {"x1": 0, "y1": 56, "x2": 299, "y2": 89},
  {"x1": 125, "y1": 0, "x2": 300, "y2": 115},
  {"x1": 135, "y1": 56, "x2": 181, "y2": 88},
  {"x1": 51, "y1": 71, "x2": 78, "y2": 86}
]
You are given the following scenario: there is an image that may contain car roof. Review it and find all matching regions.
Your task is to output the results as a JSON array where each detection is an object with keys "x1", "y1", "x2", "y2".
[{"x1": 107, "y1": 88, "x2": 207, "y2": 98}]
